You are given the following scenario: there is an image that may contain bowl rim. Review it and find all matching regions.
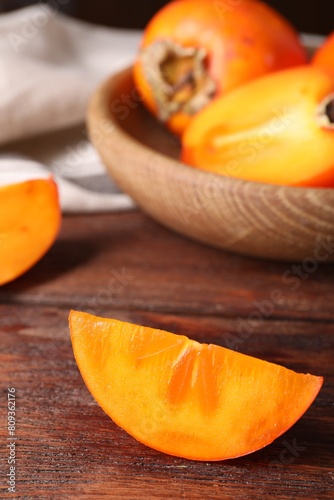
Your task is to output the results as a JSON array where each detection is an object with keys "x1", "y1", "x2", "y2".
[{"x1": 88, "y1": 58, "x2": 334, "y2": 200}]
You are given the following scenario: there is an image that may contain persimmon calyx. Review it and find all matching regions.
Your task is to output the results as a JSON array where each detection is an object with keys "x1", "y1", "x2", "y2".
[
  {"x1": 140, "y1": 40, "x2": 216, "y2": 121},
  {"x1": 317, "y1": 93, "x2": 334, "y2": 129}
]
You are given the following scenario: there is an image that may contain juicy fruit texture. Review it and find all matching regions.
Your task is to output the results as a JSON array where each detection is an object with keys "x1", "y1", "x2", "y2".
[
  {"x1": 133, "y1": 0, "x2": 307, "y2": 135},
  {"x1": 0, "y1": 178, "x2": 61, "y2": 286},
  {"x1": 313, "y1": 32, "x2": 334, "y2": 73},
  {"x1": 181, "y1": 66, "x2": 334, "y2": 187},
  {"x1": 69, "y1": 310, "x2": 323, "y2": 461}
]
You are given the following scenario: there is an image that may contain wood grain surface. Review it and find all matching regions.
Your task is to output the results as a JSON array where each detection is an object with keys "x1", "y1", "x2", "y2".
[{"x1": 1, "y1": 213, "x2": 333, "y2": 499}]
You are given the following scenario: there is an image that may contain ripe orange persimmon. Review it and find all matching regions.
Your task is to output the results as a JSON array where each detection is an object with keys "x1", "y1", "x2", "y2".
[
  {"x1": 133, "y1": 0, "x2": 307, "y2": 135},
  {"x1": 313, "y1": 32, "x2": 334, "y2": 73},
  {"x1": 69, "y1": 310, "x2": 323, "y2": 461},
  {"x1": 0, "y1": 178, "x2": 61, "y2": 286},
  {"x1": 181, "y1": 65, "x2": 334, "y2": 187}
]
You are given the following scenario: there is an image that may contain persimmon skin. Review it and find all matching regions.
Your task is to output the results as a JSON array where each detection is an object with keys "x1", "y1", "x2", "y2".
[
  {"x1": 313, "y1": 32, "x2": 334, "y2": 73},
  {"x1": 181, "y1": 66, "x2": 334, "y2": 187},
  {"x1": 133, "y1": 0, "x2": 307, "y2": 135},
  {"x1": 0, "y1": 178, "x2": 61, "y2": 285},
  {"x1": 69, "y1": 310, "x2": 323, "y2": 462}
]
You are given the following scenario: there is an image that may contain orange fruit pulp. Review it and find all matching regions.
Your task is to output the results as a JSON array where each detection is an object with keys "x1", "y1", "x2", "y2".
[
  {"x1": 0, "y1": 178, "x2": 61, "y2": 286},
  {"x1": 69, "y1": 310, "x2": 323, "y2": 461}
]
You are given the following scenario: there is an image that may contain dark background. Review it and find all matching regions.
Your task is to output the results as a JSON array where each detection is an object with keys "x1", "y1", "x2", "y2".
[{"x1": 0, "y1": 0, "x2": 332, "y2": 35}]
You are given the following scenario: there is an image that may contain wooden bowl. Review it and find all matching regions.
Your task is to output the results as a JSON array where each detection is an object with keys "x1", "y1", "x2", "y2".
[{"x1": 87, "y1": 50, "x2": 334, "y2": 261}]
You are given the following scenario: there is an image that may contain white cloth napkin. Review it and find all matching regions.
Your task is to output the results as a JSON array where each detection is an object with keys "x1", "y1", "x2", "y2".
[{"x1": 0, "y1": 5, "x2": 142, "y2": 212}]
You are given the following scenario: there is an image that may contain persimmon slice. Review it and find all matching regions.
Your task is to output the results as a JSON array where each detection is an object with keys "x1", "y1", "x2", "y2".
[
  {"x1": 0, "y1": 178, "x2": 61, "y2": 286},
  {"x1": 69, "y1": 311, "x2": 323, "y2": 461}
]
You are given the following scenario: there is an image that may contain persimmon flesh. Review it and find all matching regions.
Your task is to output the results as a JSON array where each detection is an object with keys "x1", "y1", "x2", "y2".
[
  {"x1": 0, "y1": 178, "x2": 61, "y2": 285},
  {"x1": 181, "y1": 66, "x2": 334, "y2": 187},
  {"x1": 133, "y1": 0, "x2": 307, "y2": 135},
  {"x1": 69, "y1": 310, "x2": 323, "y2": 461}
]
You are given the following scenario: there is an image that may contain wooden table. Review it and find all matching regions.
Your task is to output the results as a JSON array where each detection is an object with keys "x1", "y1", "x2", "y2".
[{"x1": 1, "y1": 211, "x2": 333, "y2": 499}]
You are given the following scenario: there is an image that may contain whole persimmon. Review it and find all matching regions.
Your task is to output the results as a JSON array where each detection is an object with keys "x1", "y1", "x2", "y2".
[
  {"x1": 313, "y1": 32, "x2": 334, "y2": 73},
  {"x1": 133, "y1": 0, "x2": 307, "y2": 135}
]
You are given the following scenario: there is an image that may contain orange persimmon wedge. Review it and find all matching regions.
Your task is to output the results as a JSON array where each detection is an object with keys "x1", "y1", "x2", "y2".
[
  {"x1": 181, "y1": 66, "x2": 334, "y2": 187},
  {"x1": 0, "y1": 178, "x2": 61, "y2": 286},
  {"x1": 69, "y1": 310, "x2": 323, "y2": 461}
]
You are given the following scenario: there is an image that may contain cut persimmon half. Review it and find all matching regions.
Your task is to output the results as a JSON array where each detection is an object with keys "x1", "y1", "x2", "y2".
[
  {"x1": 0, "y1": 178, "x2": 61, "y2": 286},
  {"x1": 69, "y1": 311, "x2": 323, "y2": 461}
]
